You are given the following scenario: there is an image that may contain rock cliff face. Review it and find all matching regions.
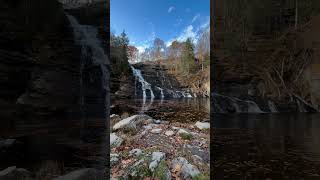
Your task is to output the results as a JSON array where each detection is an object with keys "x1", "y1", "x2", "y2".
[
  {"x1": 0, "y1": 0, "x2": 80, "y2": 125},
  {"x1": 0, "y1": 0, "x2": 109, "y2": 136},
  {"x1": 0, "y1": 0, "x2": 110, "y2": 173}
]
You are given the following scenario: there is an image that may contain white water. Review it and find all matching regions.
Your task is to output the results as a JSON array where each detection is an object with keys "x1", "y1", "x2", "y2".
[
  {"x1": 67, "y1": 14, "x2": 108, "y2": 110},
  {"x1": 297, "y1": 99, "x2": 307, "y2": 112},
  {"x1": 131, "y1": 66, "x2": 155, "y2": 101},
  {"x1": 156, "y1": 86, "x2": 165, "y2": 99},
  {"x1": 214, "y1": 93, "x2": 264, "y2": 113},
  {"x1": 268, "y1": 100, "x2": 278, "y2": 113}
]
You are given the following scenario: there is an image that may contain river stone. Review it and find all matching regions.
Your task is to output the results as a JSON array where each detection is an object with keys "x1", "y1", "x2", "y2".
[
  {"x1": 165, "y1": 130, "x2": 175, "y2": 136},
  {"x1": 191, "y1": 155, "x2": 204, "y2": 165},
  {"x1": 110, "y1": 154, "x2": 120, "y2": 166},
  {"x1": 195, "y1": 121, "x2": 210, "y2": 130},
  {"x1": 172, "y1": 126, "x2": 180, "y2": 130},
  {"x1": 149, "y1": 152, "x2": 165, "y2": 172},
  {"x1": 171, "y1": 157, "x2": 200, "y2": 178},
  {"x1": 113, "y1": 114, "x2": 151, "y2": 131},
  {"x1": 129, "y1": 149, "x2": 143, "y2": 157},
  {"x1": 177, "y1": 129, "x2": 191, "y2": 135},
  {"x1": 54, "y1": 168, "x2": 107, "y2": 180},
  {"x1": 154, "y1": 120, "x2": 161, "y2": 124},
  {"x1": 151, "y1": 128, "x2": 162, "y2": 134},
  {"x1": 110, "y1": 133, "x2": 123, "y2": 148},
  {"x1": 0, "y1": 166, "x2": 32, "y2": 180},
  {"x1": 143, "y1": 124, "x2": 158, "y2": 130}
]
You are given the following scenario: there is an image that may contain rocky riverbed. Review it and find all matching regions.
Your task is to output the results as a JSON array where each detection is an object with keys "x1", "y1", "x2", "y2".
[{"x1": 110, "y1": 113, "x2": 210, "y2": 180}]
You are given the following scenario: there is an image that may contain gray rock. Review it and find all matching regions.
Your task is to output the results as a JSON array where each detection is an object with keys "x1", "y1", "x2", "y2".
[
  {"x1": 113, "y1": 114, "x2": 151, "y2": 131},
  {"x1": 110, "y1": 133, "x2": 123, "y2": 148},
  {"x1": 54, "y1": 168, "x2": 107, "y2": 180},
  {"x1": 195, "y1": 121, "x2": 210, "y2": 130},
  {"x1": 0, "y1": 166, "x2": 32, "y2": 180},
  {"x1": 110, "y1": 154, "x2": 120, "y2": 166},
  {"x1": 0, "y1": 139, "x2": 16, "y2": 149},
  {"x1": 143, "y1": 124, "x2": 158, "y2": 130},
  {"x1": 191, "y1": 155, "x2": 204, "y2": 165},
  {"x1": 172, "y1": 126, "x2": 180, "y2": 130},
  {"x1": 129, "y1": 149, "x2": 143, "y2": 157},
  {"x1": 154, "y1": 120, "x2": 161, "y2": 124},
  {"x1": 171, "y1": 157, "x2": 200, "y2": 178},
  {"x1": 164, "y1": 130, "x2": 175, "y2": 136},
  {"x1": 177, "y1": 129, "x2": 191, "y2": 135},
  {"x1": 145, "y1": 119, "x2": 154, "y2": 124},
  {"x1": 151, "y1": 128, "x2": 162, "y2": 134},
  {"x1": 149, "y1": 152, "x2": 165, "y2": 172}
]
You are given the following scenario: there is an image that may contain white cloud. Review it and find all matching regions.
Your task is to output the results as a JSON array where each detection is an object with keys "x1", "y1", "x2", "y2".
[
  {"x1": 166, "y1": 39, "x2": 174, "y2": 47},
  {"x1": 137, "y1": 45, "x2": 149, "y2": 53},
  {"x1": 177, "y1": 25, "x2": 196, "y2": 42},
  {"x1": 200, "y1": 16, "x2": 210, "y2": 29},
  {"x1": 192, "y1": 14, "x2": 200, "y2": 23},
  {"x1": 168, "y1": 6, "x2": 175, "y2": 13}
]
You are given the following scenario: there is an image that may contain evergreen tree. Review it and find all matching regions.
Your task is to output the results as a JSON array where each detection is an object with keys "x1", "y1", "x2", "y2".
[{"x1": 181, "y1": 38, "x2": 196, "y2": 75}]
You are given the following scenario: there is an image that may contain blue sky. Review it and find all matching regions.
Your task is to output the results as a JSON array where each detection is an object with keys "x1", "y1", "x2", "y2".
[{"x1": 111, "y1": 0, "x2": 210, "y2": 53}]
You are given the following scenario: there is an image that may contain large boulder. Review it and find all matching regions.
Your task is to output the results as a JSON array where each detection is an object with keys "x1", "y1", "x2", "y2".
[
  {"x1": 0, "y1": 166, "x2": 33, "y2": 180},
  {"x1": 195, "y1": 121, "x2": 210, "y2": 130},
  {"x1": 171, "y1": 157, "x2": 200, "y2": 179},
  {"x1": 149, "y1": 152, "x2": 165, "y2": 172},
  {"x1": 112, "y1": 114, "x2": 151, "y2": 131},
  {"x1": 110, "y1": 133, "x2": 123, "y2": 148}
]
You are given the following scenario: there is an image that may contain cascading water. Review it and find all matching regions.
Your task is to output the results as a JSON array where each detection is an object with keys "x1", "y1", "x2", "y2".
[
  {"x1": 67, "y1": 14, "x2": 108, "y2": 116},
  {"x1": 156, "y1": 86, "x2": 165, "y2": 99},
  {"x1": 131, "y1": 66, "x2": 155, "y2": 100},
  {"x1": 213, "y1": 93, "x2": 264, "y2": 113},
  {"x1": 297, "y1": 99, "x2": 307, "y2": 112},
  {"x1": 268, "y1": 100, "x2": 278, "y2": 113}
]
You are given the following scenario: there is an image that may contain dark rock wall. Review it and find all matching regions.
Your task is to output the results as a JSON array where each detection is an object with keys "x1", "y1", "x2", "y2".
[
  {"x1": 0, "y1": 0, "x2": 110, "y2": 135},
  {"x1": 0, "y1": 0, "x2": 80, "y2": 126}
]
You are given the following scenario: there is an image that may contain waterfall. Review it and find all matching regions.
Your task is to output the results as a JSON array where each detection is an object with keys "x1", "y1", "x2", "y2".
[
  {"x1": 268, "y1": 100, "x2": 278, "y2": 113},
  {"x1": 213, "y1": 93, "x2": 264, "y2": 113},
  {"x1": 67, "y1": 14, "x2": 108, "y2": 115},
  {"x1": 156, "y1": 86, "x2": 165, "y2": 99},
  {"x1": 131, "y1": 66, "x2": 155, "y2": 100},
  {"x1": 297, "y1": 99, "x2": 307, "y2": 112}
]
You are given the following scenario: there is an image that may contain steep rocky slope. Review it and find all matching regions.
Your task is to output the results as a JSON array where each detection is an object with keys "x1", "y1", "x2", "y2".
[{"x1": 0, "y1": 0, "x2": 80, "y2": 125}]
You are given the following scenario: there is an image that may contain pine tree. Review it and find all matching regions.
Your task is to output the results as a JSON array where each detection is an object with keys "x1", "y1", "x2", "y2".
[{"x1": 181, "y1": 38, "x2": 196, "y2": 75}]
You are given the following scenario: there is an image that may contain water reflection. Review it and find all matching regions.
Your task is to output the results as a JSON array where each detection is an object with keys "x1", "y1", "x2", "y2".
[{"x1": 213, "y1": 113, "x2": 320, "y2": 161}]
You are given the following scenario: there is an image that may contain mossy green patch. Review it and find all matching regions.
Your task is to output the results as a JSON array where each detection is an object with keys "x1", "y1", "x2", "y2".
[
  {"x1": 179, "y1": 132, "x2": 193, "y2": 140},
  {"x1": 154, "y1": 160, "x2": 170, "y2": 180}
]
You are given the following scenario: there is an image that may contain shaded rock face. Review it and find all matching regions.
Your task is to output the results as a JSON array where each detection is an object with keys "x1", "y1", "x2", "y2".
[
  {"x1": 0, "y1": 0, "x2": 80, "y2": 123},
  {"x1": 0, "y1": 0, "x2": 110, "y2": 130}
]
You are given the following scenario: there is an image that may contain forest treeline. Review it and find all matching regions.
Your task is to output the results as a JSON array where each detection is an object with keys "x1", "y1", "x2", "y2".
[
  {"x1": 214, "y1": 0, "x2": 320, "y2": 107},
  {"x1": 110, "y1": 28, "x2": 209, "y2": 79}
]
